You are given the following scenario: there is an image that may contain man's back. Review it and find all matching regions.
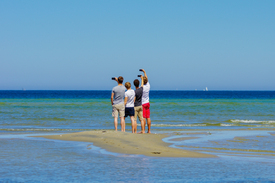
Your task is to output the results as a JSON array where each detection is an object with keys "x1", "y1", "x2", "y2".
[
  {"x1": 112, "y1": 85, "x2": 126, "y2": 105},
  {"x1": 125, "y1": 89, "x2": 135, "y2": 107},
  {"x1": 134, "y1": 87, "x2": 143, "y2": 107},
  {"x1": 142, "y1": 82, "x2": 150, "y2": 104}
]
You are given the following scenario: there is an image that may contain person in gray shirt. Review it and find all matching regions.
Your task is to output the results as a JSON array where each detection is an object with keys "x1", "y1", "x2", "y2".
[{"x1": 111, "y1": 76, "x2": 126, "y2": 132}]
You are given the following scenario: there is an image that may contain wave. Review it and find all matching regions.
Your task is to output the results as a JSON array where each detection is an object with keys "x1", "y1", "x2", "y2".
[
  {"x1": 220, "y1": 124, "x2": 234, "y2": 126},
  {"x1": 150, "y1": 124, "x2": 207, "y2": 127},
  {"x1": 143, "y1": 122, "x2": 275, "y2": 127},
  {"x1": 228, "y1": 119, "x2": 275, "y2": 124}
]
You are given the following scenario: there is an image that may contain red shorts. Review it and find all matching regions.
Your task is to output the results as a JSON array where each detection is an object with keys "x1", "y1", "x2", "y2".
[{"x1": 142, "y1": 103, "x2": 150, "y2": 118}]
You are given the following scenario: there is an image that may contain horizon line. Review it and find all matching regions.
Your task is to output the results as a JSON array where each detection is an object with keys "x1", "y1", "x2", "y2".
[{"x1": 0, "y1": 89, "x2": 275, "y2": 91}]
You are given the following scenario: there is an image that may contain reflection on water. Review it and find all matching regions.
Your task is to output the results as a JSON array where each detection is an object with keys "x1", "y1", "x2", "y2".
[{"x1": 0, "y1": 133, "x2": 275, "y2": 182}]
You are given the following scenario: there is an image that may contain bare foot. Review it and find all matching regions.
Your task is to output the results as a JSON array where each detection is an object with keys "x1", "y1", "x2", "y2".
[
  {"x1": 138, "y1": 131, "x2": 145, "y2": 134},
  {"x1": 147, "y1": 131, "x2": 151, "y2": 133}
]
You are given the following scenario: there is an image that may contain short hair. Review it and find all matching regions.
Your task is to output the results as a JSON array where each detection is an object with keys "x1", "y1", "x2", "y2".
[
  {"x1": 125, "y1": 82, "x2": 131, "y2": 89},
  {"x1": 133, "y1": 79, "x2": 140, "y2": 88},
  {"x1": 118, "y1": 76, "x2": 123, "y2": 84},
  {"x1": 143, "y1": 77, "x2": 148, "y2": 85}
]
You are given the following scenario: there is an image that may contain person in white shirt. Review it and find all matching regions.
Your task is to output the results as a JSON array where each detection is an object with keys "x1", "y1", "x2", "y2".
[
  {"x1": 140, "y1": 69, "x2": 151, "y2": 133},
  {"x1": 124, "y1": 82, "x2": 137, "y2": 133}
]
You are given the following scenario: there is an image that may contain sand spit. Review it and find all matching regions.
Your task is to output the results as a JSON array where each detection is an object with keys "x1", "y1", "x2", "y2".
[{"x1": 36, "y1": 130, "x2": 216, "y2": 158}]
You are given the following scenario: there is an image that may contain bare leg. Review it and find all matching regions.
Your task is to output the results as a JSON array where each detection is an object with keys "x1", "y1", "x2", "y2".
[
  {"x1": 147, "y1": 118, "x2": 151, "y2": 133},
  {"x1": 140, "y1": 118, "x2": 145, "y2": 133},
  {"x1": 120, "y1": 117, "x2": 125, "y2": 132},
  {"x1": 130, "y1": 116, "x2": 135, "y2": 133},
  {"x1": 143, "y1": 118, "x2": 147, "y2": 133},
  {"x1": 114, "y1": 117, "x2": 118, "y2": 131},
  {"x1": 135, "y1": 120, "x2": 137, "y2": 133},
  {"x1": 137, "y1": 120, "x2": 143, "y2": 134}
]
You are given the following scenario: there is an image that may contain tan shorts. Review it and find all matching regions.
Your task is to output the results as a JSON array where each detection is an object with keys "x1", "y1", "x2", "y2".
[
  {"x1": 112, "y1": 103, "x2": 125, "y2": 118},
  {"x1": 134, "y1": 106, "x2": 143, "y2": 121}
]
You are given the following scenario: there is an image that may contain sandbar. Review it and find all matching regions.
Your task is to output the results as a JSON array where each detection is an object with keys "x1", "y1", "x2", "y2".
[{"x1": 36, "y1": 130, "x2": 216, "y2": 158}]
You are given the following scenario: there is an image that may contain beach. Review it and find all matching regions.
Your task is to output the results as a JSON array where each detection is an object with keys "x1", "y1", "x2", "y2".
[
  {"x1": 37, "y1": 130, "x2": 216, "y2": 158},
  {"x1": 1, "y1": 128, "x2": 275, "y2": 182}
]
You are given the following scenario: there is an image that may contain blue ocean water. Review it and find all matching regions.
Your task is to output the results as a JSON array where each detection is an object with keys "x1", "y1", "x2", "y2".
[
  {"x1": 1, "y1": 90, "x2": 275, "y2": 99},
  {"x1": 0, "y1": 90, "x2": 275, "y2": 182},
  {"x1": 0, "y1": 91, "x2": 275, "y2": 132}
]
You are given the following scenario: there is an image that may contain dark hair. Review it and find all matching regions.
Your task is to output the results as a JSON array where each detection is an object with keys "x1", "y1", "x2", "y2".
[
  {"x1": 133, "y1": 79, "x2": 140, "y2": 87},
  {"x1": 118, "y1": 76, "x2": 123, "y2": 84}
]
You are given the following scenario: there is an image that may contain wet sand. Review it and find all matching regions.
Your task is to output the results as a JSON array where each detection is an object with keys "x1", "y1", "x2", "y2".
[{"x1": 36, "y1": 130, "x2": 216, "y2": 158}]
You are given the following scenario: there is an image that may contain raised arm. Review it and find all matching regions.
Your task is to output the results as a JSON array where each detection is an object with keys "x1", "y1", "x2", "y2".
[
  {"x1": 111, "y1": 77, "x2": 118, "y2": 105},
  {"x1": 141, "y1": 69, "x2": 148, "y2": 81},
  {"x1": 114, "y1": 77, "x2": 119, "y2": 83},
  {"x1": 140, "y1": 75, "x2": 144, "y2": 87}
]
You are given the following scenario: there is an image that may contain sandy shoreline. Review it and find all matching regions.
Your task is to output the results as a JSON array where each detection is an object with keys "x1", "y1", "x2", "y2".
[{"x1": 36, "y1": 130, "x2": 216, "y2": 158}]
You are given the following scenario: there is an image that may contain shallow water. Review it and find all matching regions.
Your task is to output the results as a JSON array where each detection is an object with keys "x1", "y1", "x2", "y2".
[
  {"x1": 165, "y1": 130, "x2": 275, "y2": 159},
  {"x1": 0, "y1": 133, "x2": 275, "y2": 182},
  {"x1": 0, "y1": 91, "x2": 275, "y2": 182}
]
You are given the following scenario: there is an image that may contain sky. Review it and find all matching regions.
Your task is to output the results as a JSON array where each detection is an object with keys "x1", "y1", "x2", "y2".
[{"x1": 0, "y1": 0, "x2": 274, "y2": 90}]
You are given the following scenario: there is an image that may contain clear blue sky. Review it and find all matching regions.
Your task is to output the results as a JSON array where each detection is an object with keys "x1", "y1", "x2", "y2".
[{"x1": 1, "y1": 0, "x2": 274, "y2": 90}]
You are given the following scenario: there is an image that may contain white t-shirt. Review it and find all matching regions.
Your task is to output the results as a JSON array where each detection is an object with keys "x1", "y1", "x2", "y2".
[
  {"x1": 142, "y1": 82, "x2": 150, "y2": 104},
  {"x1": 125, "y1": 89, "x2": 135, "y2": 107}
]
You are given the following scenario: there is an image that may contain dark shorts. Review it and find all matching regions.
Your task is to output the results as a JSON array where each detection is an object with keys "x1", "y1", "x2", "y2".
[{"x1": 125, "y1": 107, "x2": 135, "y2": 117}]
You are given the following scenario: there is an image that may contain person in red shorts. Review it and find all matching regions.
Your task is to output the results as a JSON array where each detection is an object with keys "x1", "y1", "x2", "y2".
[{"x1": 140, "y1": 69, "x2": 151, "y2": 133}]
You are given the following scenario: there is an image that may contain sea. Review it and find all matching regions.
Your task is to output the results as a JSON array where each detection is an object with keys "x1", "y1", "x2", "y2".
[{"x1": 0, "y1": 90, "x2": 275, "y2": 182}]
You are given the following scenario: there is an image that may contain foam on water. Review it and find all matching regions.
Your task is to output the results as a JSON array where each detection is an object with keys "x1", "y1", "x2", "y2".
[
  {"x1": 151, "y1": 124, "x2": 207, "y2": 127},
  {"x1": 230, "y1": 119, "x2": 275, "y2": 124}
]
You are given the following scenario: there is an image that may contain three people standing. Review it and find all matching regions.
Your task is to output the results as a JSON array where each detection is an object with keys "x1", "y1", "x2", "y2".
[{"x1": 111, "y1": 69, "x2": 151, "y2": 133}]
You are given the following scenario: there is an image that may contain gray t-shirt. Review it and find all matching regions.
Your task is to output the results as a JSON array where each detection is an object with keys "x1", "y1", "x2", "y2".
[
  {"x1": 112, "y1": 85, "x2": 126, "y2": 105},
  {"x1": 134, "y1": 87, "x2": 143, "y2": 107}
]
